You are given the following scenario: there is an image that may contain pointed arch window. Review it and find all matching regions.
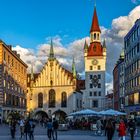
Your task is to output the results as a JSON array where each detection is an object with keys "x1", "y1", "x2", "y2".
[
  {"x1": 38, "y1": 93, "x2": 43, "y2": 108},
  {"x1": 49, "y1": 89, "x2": 55, "y2": 108},
  {"x1": 61, "y1": 92, "x2": 67, "y2": 107}
]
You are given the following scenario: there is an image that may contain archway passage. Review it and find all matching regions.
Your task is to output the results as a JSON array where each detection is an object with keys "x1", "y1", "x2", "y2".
[
  {"x1": 34, "y1": 111, "x2": 48, "y2": 121},
  {"x1": 7, "y1": 112, "x2": 22, "y2": 122},
  {"x1": 52, "y1": 110, "x2": 67, "y2": 123}
]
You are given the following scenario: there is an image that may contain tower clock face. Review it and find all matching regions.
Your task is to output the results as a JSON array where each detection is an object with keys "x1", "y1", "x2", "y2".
[{"x1": 92, "y1": 59, "x2": 98, "y2": 65}]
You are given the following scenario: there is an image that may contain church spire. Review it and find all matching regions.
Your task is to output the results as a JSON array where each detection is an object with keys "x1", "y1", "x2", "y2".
[
  {"x1": 84, "y1": 39, "x2": 88, "y2": 51},
  {"x1": 90, "y1": 5, "x2": 101, "y2": 33},
  {"x1": 49, "y1": 39, "x2": 54, "y2": 59},
  {"x1": 72, "y1": 57, "x2": 76, "y2": 79},
  {"x1": 103, "y1": 39, "x2": 106, "y2": 48}
]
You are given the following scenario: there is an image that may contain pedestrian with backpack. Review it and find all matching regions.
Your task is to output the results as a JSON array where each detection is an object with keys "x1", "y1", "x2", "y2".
[{"x1": 47, "y1": 118, "x2": 53, "y2": 140}]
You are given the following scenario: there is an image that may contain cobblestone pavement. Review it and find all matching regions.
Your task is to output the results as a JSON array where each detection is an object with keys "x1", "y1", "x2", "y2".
[{"x1": 0, "y1": 124, "x2": 139, "y2": 140}]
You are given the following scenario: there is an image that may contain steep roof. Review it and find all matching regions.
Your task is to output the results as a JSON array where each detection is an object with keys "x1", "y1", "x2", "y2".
[{"x1": 90, "y1": 7, "x2": 101, "y2": 33}]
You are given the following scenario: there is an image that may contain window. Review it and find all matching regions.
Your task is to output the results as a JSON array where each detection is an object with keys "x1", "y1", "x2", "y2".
[
  {"x1": 89, "y1": 92, "x2": 92, "y2": 96},
  {"x1": 99, "y1": 91, "x2": 101, "y2": 96},
  {"x1": 98, "y1": 65, "x2": 101, "y2": 70},
  {"x1": 98, "y1": 74, "x2": 101, "y2": 79},
  {"x1": 128, "y1": 94, "x2": 134, "y2": 105},
  {"x1": 90, "y1": 84, "x2": 93, "y2": 88},
  {"x1": 97, "y1": 33, "x2": 99, "y2": 40},
  {"x1": 90, "y1": 75, "x2": 93, "y2": 79},
  {"x1": 38, "y1": 93, "x2": 43, "y2": 108},
  {"x1": 80, "y1": 100, "x2": 82, "y2": 108},
  {"x1": 94, "y1": 33, "x2": 96, "y2": 40},
  {"x1": 92, "y1": 100, "x2": 98, "y2": 108},
  {"x1": 98, "y1": 83, "x2": 101, "y2": 88},
  {"x1": 61, "y1": 92, "x2": 67, "y2": 107},
  {"x1": 8, "y1": 55, "x2": 10, "y2": 64},
  {"x1": 19, "y1": 64, "x2": 20, "y2": 72},
  {"x1": 94, "y1": 92, "x2": 97, "y2": 96},
  {"x1": 12, "y1": 59, "x2": 14, "y2": 67},
  {"x1": 15, "y1": 62, "x2": 17, "y2": 69},
  {"x1": 3, "y1": 80, "x2": 6, "y2": 87},
  {"x1": 21, "y1": 67, "x2": 23, "y2": 74},
  {"x1": 4, "y1": 51, "x2": 6, "y2": 61},
  {"x1": 77, "y1": 99, "x2": 79, "y2": 108},
  {"x1": 90, "y1": 66, "x2": 93, "y2": 70},
  {"x1": 49, "y1": 89, "x2": 55, "y2": 108},
  {"x1": 137, "y1": 43, "x2": 139, "y2": 53}
]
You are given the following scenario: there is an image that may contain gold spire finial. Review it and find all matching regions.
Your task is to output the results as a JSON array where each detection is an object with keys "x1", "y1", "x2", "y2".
[{"x1": 94, "y1": 0, "x2": 96, "y2": 7}]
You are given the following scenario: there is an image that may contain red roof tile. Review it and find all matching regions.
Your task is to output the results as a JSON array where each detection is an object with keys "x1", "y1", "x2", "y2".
[{"x1": 88, "y1": 42, "x2": 103, "y2": 56}]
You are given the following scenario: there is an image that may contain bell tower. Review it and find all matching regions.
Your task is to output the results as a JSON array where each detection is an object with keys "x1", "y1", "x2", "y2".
[
  {"x1": 90, "y1": 6, "x2": 101, "y2": 43},
  {"x1": 83, "y1": 5, "x2": 106, "y2": 111}
]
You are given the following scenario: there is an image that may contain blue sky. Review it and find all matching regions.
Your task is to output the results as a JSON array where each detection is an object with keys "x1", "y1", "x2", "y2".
[
  {"x1": 0, "y1": 0, "x2": 138, "y2": 48},
  {"x1": 1, "y1": 0, "x2": 140, "y2": 91}
]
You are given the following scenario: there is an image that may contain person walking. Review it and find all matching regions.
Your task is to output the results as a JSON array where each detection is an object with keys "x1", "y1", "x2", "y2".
[
  {"x1": 128, "y1": 119, "x2": 136, "y2": 140},
  {"x1": 118, "y1": 119, "x2": 126, "y2": 140},
  {"x1": 52, "y1": 118, "x2": 59, "y2": 140},
  {"x1": 29, "y1": 119, "x2": 35, "y2": 140},
  {"x1": 47, "y1": 118, "x2": 53, "y2": 140},
  {"x1": 105, "y1": 119, "x2": 115, "y2": 140},
  {"x1": 96, "y1": 119, "x2": 103, "y2": 135},
  {"x1": 10, "y1": 118, "x2": 16, "y2": 139},
  {"x1": 19, "y1": 118, "x2": 25, "y2": 139},
  {"x1": 24, "y1": 120, "x2": 31, "y2": 140}
]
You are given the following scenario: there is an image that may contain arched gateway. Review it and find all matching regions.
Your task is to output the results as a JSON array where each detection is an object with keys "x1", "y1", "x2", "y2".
[
  {"x1": 52, "y1": 110, "x2": 67, "y2": 122},
  {"x1": 34, "y1": 110, "x2": 48, "y2": 120}
]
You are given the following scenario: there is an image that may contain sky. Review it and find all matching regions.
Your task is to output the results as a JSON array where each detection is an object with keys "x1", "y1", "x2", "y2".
[{"x1": 0, "y1": 0, "x2": 140, "y2": 92}]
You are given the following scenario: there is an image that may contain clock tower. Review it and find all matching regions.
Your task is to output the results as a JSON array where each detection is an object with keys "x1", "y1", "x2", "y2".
[{"x1": 83, "y1": 6, "x2": 106, "y2": 111}]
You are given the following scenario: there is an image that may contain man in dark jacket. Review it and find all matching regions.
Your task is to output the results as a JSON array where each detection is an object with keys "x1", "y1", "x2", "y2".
[
  {"x1": 128, "y1": 119, "x2": 136, "y2": 140},
  {"x1": 52, "y1": 118, "x2": 59, "y2": 140},
  {"x1": 10, "y1": 118, "x2": 16, "y2": 139}
]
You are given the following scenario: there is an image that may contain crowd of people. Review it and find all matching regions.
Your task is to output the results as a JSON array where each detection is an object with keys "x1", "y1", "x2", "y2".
[
  {"x1": 67, "y1": 116, "x2": 138, "y2": 140},
  {"x1": 7, "y1": 115, "x2": 139, "y2": 140},
  {"x1": 9, "y1": 117, "x2": 59, "y2": 140}
]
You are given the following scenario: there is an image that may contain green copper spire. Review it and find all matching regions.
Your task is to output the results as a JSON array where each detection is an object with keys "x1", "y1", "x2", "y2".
[
  {"x1": 120, "y1": 49, "x2": 124, "y2": 59},
  {"x1": 84, "y1": 39, "x2": 88, "y2": 50},
  {"x1": 49, "y1": 39, "x2": 54, "y2": 59},
  {"x1": 72, "y1": 57, "x2": 76, "y2": 79},
  {"x1": 31, "y1": 64, "x2": 34, "y2": 81},
  {"x1": 103, "y1": 39, "x2": 106, "y2": 48}
]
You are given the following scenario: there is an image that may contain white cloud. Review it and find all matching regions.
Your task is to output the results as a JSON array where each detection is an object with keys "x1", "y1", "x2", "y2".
[{"x1": 13, "y1": 6, "x2": 140, "y2": 92}]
